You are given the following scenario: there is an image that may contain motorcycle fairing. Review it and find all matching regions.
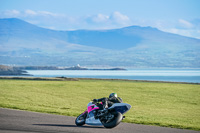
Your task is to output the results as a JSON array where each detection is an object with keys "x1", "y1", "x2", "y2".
[
  {"x1": 108, "y1": 103, "x2": 131, "y2": 114},
  {"x1": 85, "y1": 109, "x2": 102, "y2": 125},
  {"x1": 85, "y1": 102, "x2": 102, "y2": 125},
  {"x1": 87, "y1": 105, "x2": 99, "y2": 113}
]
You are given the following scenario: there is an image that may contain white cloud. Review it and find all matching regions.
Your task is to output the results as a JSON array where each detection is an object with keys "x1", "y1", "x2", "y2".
[
  {"x1": 85, "y1": 11, "x2": 132, "y2": 29},
  {"x1": 179, "y1": 19, "x2": 193, "y2": 29},
  {"x1": 152, "y1": 19, "x2": 200, "y2": 39},
  {"x1": 131, "y1": 18, "x2": 200, "y2": 39},
  {"x1": 166, "y1": 28, "x2": 190, "y2": 36},
  {"x1": 37, "y1": 11, "x2": 63, "y2": 17},
  {"x1": 24, "y1": 10, "x2": 37, "y2": 16},
  {"x1": 1, "y1": 10, "x2": 20, "y2": 17},
  {"x1": 110, "y1": 11, "x2": 131, "y2": 25},
  {"x1": 166, "y1": 28, "x2": 200, "y2": 39},
  {"x1": 91, "y1": 14, "x2": 109, "y2": 23},
  {"x1": 0, "y1": 9, "x2": 63, "y2": 19}
]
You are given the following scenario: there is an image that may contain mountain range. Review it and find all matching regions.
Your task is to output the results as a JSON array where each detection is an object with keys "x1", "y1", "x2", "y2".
[{"x1": 0, "y1": 18, "x2": 200, "y2": 68}]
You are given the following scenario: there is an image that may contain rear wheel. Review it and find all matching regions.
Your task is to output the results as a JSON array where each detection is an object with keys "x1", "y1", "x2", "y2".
[
  {"x1": 75, "y1": 112, "x2": 87, "y2": 126},
  {"x1": 101, "y1": 111, "x2": 123, "y2": 128}
]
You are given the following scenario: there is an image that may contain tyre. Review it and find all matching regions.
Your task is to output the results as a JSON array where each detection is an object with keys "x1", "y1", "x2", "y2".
[
  {"x1": 101, "y1": 111, "x2": 123, "y2": 128},
  {"x1": 75, "y1": 113, "x2": 86, "y2": 126}
]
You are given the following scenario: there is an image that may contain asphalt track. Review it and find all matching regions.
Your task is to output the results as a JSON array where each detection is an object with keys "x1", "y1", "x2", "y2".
[{"x1": 0, "y1": 108, "x2": 199, "y2": 133}]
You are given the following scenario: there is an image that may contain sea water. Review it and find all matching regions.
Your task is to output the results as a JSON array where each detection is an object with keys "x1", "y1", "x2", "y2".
[{"x1": 26, "y1": 69, "x2": 200, "y2": 83}]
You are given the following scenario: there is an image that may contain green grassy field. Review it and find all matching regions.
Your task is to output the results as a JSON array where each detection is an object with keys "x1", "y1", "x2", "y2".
[{"x1": 0, "y1": 79, "x2": 199, "y2": 130}]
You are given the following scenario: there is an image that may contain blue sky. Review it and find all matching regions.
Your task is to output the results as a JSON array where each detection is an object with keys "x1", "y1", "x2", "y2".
[{"x1": 0, "y1": 0, "x2": 200, "y2": 39}]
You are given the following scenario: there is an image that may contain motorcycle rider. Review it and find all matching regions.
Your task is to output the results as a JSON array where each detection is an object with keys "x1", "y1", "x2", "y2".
[{"x1": 92, "y1": 93, "x2": 123, "y2": 109}]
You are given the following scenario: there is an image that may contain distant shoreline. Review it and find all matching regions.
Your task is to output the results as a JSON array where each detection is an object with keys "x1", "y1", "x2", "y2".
[
  {"x1": 0, "y1": 76, "x2": 199, "y2": 85},
  {"x1": 15, "y1": 66, "x2": 127, "y2": 71},
  {"x1": 0, "y1": 65, "x2": 126, "y2": 76}
]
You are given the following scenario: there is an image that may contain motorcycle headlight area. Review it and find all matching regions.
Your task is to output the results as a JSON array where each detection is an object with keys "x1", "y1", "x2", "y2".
[{"x1": 114, "y1": 106, "x2": 129, "y2": 114}]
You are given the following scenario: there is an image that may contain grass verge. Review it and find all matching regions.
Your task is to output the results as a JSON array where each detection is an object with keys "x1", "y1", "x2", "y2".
[{"x1": 0, "y1": 78, "x2": 199, "y2": 130}]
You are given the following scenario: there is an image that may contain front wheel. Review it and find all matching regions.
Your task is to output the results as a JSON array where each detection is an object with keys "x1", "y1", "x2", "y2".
[
  {"x1": 75, "y1": 112, "x2": 87, "y2": 126},
  {"x1": 101, "y1": 111, "x2": 123, "y2": 128}
]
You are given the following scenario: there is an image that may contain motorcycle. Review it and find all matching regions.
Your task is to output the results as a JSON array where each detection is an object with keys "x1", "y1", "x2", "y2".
[{"x1": 75, "y1": 100, "x2": 131, "y2": 128}]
